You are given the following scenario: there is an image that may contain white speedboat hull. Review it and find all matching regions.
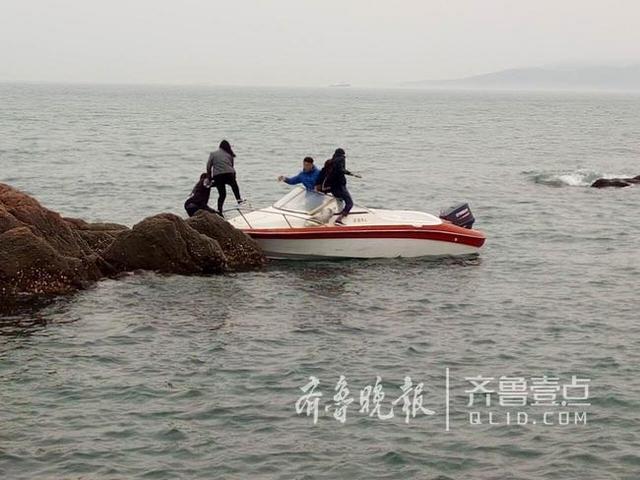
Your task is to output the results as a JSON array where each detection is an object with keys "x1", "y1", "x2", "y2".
[
  {"x1": 228, "y1": 187, "x2": 486, "y2": 260},
  {"x1": 254, "y1": 236, "x2": 480, "y2": 259}
]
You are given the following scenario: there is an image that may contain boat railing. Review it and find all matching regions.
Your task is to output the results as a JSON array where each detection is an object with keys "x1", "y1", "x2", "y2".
[{"x1": 222, "y1": 204, "x2": 326, "y2": 229}]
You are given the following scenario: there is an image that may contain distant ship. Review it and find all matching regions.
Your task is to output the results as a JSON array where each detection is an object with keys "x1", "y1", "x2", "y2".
[{"x1": 329, "y1": 83, "x2": 351, "y2": 88}]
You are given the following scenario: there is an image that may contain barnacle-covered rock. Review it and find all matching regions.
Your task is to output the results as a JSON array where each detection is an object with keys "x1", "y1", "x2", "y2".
[
  {"x1": 0, "y1": 183, "x2": 265, "y2": 300},
  {"x1": 102, "y1": 213, "x2": 228, "y2": 275},
  {"x1": 185, "y1": 210, "x2": 266, "y2": 271}
]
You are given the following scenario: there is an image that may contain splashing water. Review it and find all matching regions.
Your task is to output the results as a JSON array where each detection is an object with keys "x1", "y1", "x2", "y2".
[{"x1": 527, "y1": 170, "x2": 635, "y2": 187}]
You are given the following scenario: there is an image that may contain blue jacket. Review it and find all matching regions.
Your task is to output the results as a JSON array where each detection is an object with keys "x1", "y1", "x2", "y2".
[{"x1": 285, "y1": 166, "x2": 320, "y2": 190}]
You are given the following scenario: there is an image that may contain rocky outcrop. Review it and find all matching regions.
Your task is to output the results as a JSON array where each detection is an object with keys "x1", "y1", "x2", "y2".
[
  {"x1": 0, "y1": 183, "x2": 265, "y2": 299},
  {"x1": 185, "y1": 211, "x2": 264, "y2": 271},
  {"x1": 591, "y1": 175, "x2": 640, "y2": 188},
  {"x1": 64, "y1": 218, "x2": 129, "y2": 255},
  {"x1": 102, "y1": 213, "x2": 228, "y2": 275},
  {"x1": 1, "y1": 184, "x2": 104, "y2": 296},
  {"x1": 0, "y1": 184, "x2": 94, "y2": 257},
  {"x1": 0, "y1": 226, "x2": 99, "y2": 296}
]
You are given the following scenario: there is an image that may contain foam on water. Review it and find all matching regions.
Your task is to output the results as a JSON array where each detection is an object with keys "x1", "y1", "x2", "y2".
[{"x1": 527, "y1": 170, "x2": 636, "y2": 187}]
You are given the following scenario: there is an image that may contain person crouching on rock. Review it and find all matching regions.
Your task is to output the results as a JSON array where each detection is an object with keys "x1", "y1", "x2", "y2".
[
  {"x1": 184, "y1": 173, "x2": 217, "y2": 217},
  {"x1": 206, "y1": 140, "x2": 245, "y2": 216}
]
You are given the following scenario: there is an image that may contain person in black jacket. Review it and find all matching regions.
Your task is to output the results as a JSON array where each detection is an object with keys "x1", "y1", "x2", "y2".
[
  {"x1": 325, "y1": 148, "x2": 356, "y2": 225},
  {"x1": 315, "y1": 158, "x2": 334, "y2": 193},
  {"x1": 184, "y1": 173, "x2": 217, "y2": 217}
]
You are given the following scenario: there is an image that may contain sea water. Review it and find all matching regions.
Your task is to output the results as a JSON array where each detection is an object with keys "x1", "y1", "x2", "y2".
[{"x1": 1, "y1": 84, "x2": 639, "y2": 479}]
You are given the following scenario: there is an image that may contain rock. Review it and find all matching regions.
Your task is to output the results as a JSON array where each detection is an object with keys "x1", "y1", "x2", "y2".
[
  {"x1": 0, "y1": 204, "x2": 22, "y2": 234},
  {"x1": 591, "y1": 175, "x2": 640, "y2": 188},
  {"x1": 0, "y1": 185, "x2": 103, "y2": 296},
  {"x1": 0, "y1": 227, "x2": 98, "y2": 296},
  {"x1": 64, "y1": 218, "x2": 129, "y2": 231},
  {"x1": 186, "y1": 211, "x2": 266, "y2": 271},
  {"x1": 102, "y1": 213, "x2": 228, "y2": 275},
  {"x1": 64, "y1": 217, "x2": 129, "y2": 255},
  {"x1": 0, "y1": 183, "x2": 265, "y2": 299},
  {"x1": 0, "y1": 184, "x2": 94, "y2": 257},
  {"x1": 591, "y1": 178, "x2": 632, "y2": 188}
]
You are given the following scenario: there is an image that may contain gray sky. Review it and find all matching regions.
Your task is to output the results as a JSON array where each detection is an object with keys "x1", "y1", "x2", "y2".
[{"x1": 2, "y1": 0, "x2": 639, "y2": 86}]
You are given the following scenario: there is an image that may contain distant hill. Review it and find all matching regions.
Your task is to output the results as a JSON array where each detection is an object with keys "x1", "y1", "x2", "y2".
[{"x1": 409, "y1": 64, "x2": 640, "y2": 91}]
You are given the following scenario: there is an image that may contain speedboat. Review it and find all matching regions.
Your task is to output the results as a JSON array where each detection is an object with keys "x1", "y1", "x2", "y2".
[{"x1": 228, "y1": 186, "x2": 486, "y2": 260}]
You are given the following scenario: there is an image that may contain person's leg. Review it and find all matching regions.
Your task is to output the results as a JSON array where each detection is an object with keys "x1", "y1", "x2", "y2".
[
  {"x1": 185, "y1": 203, "x2": 198, "y2": 217},
  {"x1": 229, "y1": 173, "x2": 242, "y2": 202},
  {"x1": 331, "y1": 186, "x2": 351, "y2": 225},
  {"x1": 214, "y1": 177, "x2": 227, "y2": 214},
  {"x1": 341, "y1": 187, "x2": 353, "y2": 216}
]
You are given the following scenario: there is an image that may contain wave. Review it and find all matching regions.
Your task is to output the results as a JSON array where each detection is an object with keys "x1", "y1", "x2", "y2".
[{"x1": 526, "y1": 170, "x2": 634, "y2": 187}]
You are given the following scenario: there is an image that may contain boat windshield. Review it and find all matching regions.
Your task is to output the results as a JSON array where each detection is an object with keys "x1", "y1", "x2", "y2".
[{"x1": 273, "y1": 187, "x2": 333, "y2": 214}]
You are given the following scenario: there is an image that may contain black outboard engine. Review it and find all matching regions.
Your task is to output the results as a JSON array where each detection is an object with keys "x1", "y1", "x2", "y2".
[{"x1": 440, "y1": 203, "x2": 475, "y2": 229}]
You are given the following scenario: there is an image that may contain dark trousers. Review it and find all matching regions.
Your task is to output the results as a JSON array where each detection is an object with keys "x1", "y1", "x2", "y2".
[
  {"x1": 213, "y1": 173, "x2": 241, "y2": 213},
  {"x1": 185, "y1": 202, "x2": 217, "y2": 217},
  {"x1": 331, "y1": 185, "x2": 353, "y2": 216}
]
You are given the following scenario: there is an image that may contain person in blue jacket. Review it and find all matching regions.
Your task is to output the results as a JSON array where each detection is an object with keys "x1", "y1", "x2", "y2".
[{"x1": 278, "y1": 157, "x2": 320, "y2": 190}]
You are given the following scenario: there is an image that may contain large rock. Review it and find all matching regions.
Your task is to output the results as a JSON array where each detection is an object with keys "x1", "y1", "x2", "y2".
[
  {"x1": 186, "y1": 211, "x2": 266, "y2": 271},
  {"x1": 0, "y1": 227, "x2": 98, "y2": 296},
  {"x1": 591, "y1": 175, "x2": 640, "y2": 188},
  {"x1": 102, "y1": 213, "x2": 227, "y2": 275},
  {"x1": 0, "y1": 185, "x2": 103, "y2": 296},
  {"x1": 64, "y1": 217, "x2": 129, "y2": 255},
  {"x1": 0, "y1": 184, "x2": 93, "y2": 257},
  {"x1": 0, "y1": 183, "x2": 265, "y2": 299},
  {"x1": 0, "y1": 204, "x2": 23, "y2": 234}
]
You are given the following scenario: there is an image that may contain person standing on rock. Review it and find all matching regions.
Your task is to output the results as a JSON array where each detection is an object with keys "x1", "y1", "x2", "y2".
[
  {"x1": 206, "y1": 140, "x2": 245, "y2": 216},
  {"x1": 184, "y1": 173, "x2": 217, "y2": 217}
]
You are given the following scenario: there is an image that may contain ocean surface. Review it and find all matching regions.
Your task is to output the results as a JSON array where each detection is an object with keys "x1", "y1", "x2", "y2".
[{"x1": 1, "y1": 84, "x2": 639, "y2": 479}]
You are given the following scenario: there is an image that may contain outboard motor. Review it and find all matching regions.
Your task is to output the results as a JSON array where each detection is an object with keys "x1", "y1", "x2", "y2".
[{"x1": 440, "y1": 203, "x2": 475, "y2": 229}]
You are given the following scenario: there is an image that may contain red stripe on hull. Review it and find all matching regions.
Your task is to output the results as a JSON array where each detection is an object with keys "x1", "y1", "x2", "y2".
[{"x1": 243, "y1": 224, "x2": 486, "y2": 248}]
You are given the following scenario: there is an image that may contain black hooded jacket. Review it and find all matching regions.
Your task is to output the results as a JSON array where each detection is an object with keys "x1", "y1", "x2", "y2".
[
  {"x1": 186, "y1": 175, "x2": 211, "y2": 207},
  {"x1": 326, "y1": 153, "x2": 351, "y2": 187},
  {"x1": 315, "y1": 159, "x2": 334, "y2": 192}
]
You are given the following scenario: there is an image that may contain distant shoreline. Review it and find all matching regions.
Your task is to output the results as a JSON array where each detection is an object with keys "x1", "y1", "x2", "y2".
[
  {"x1": 406, "y1": 64, "x2": 640, "y2": 92},
  {"x1": 2, "y1": 80, "x2": 640, "y2": 94}
]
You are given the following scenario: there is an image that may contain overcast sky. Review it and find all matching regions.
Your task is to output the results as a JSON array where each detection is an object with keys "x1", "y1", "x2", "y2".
[{"x1": 2, "y1": 0, "x2": 639, "y2": 86}]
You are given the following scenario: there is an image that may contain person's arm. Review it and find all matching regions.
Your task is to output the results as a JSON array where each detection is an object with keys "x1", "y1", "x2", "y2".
[
  {"x1": 206, "y1": 156, "x2": 213, "y2": 180},
  {"x1": 284, "y1": 173, "x2": 302, "y2": 185},
  {"x1": 336, "y1": 157, "x2": 352, "y2": 176},
  {"x1": 314, "y1": 169, "x2": 325, "y2": 189},
  {"x1": 338, "y1": 160, "x2": 359, "y2": 177}
]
